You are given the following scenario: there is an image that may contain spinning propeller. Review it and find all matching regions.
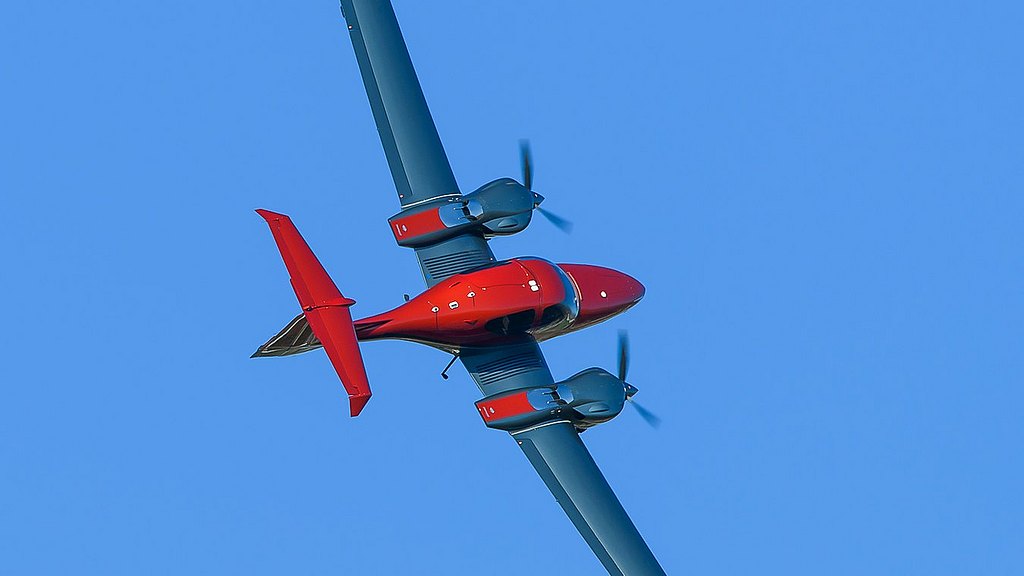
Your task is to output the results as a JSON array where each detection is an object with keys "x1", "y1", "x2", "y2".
[
  {"x1": 520, "y1": 140, "x2": 574, "y2": 234},
  {"x1": 617, "y1": 330, "x2": 661, "y2": 428}
]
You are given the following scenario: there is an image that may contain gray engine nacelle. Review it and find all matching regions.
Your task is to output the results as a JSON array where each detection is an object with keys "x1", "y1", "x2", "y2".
[
  {"x1": 475, "y1": 368, "x2": 629, "y2": 433},
  {"x1": 460, "y1": 178, "x2": 537, "y2": 237},
  {"x1": 388, "y1": 178, "x2": 539, "y2": 247},
  {"x1": 555, "y1": 368, "x2": 630, "y2": 430}
]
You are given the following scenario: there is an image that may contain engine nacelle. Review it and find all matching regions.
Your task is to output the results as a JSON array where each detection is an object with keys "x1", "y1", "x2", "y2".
[
  {"x1": 475, "y1": 368, "x2": 628, "y2": 432},
  {"x1": 388, "y1": 178, "x2": 538, "y2": 247}
]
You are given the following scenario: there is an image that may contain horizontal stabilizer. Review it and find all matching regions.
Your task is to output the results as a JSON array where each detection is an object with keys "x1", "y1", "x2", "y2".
[
  {"x1": 251, "y1": 313, "x2": 322, "y2": 358},
  {"x1": 256, "y1": 209, "x2": 372, "y2": 417}
]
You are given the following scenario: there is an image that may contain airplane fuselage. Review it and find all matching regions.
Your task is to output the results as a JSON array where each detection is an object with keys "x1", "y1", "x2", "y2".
[{"x1": 353, "y1": 258, "x2": 644, "y2": 351}]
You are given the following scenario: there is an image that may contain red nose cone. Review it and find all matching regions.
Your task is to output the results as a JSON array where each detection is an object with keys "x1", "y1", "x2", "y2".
[{"x1": 557, "y1": 264, "x2": 645, "y2": 327}]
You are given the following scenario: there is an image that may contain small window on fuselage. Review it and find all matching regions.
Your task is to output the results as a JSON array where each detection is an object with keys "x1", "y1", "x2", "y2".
[{"x1": 485, "y1": 309, "x2": 536, "y2": 336}]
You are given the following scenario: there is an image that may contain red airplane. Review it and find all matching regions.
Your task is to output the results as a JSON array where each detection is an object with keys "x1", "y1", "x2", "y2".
[{"x1": 253, "y1": 1, "x2": 665, "y2": 574}]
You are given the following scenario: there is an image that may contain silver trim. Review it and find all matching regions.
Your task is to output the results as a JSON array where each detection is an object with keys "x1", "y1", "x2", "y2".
[
  {"x1": 401, "y1": 193, "x2": 462, "y2": 209},
  {"x1": 510, "y1": 419, "x2": 571, "y2": 436}
]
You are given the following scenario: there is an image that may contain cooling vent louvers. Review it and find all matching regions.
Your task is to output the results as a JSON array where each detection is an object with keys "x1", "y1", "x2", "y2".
[
  {"x1": 475, "y1": 352, "x2": 544, "y2": 385},
  {"x1": 421, "y1": 249, "x2": 491, "y2": 280}
]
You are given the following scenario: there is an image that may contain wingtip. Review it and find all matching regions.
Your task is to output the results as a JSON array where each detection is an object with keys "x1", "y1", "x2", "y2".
[{"x1": 349, "y1": 393, "x2": 372, "y2": 417}]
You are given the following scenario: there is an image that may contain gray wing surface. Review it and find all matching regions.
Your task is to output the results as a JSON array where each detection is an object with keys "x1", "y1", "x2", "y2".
[
  {"x1": 339, "y1": 0, "x2": 495, "y2": 286},
  {"x1": 339, "y1": 0, "x2": 460, "y2": 207},
  {"x1": 461, "y1": 340, "x2": 665, "y2": 576},
  {"x1": 515, "y1": 422, "x2": 666, "y2": 576}
]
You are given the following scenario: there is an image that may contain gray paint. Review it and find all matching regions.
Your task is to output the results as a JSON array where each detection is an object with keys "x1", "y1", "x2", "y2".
[
  {"x1": 460, "y1": 337, "x2": 554, "y2": 396},
  {"x1": 340, "y1": 0, "x2": 460, "y2": 207},
  {"x1": 515, "y1": 422, "x2": 666, "y2": 576},
  {"x1": 412, "y1": 234, "x2": 495, "y2": 288},
  {"x1": 335, "y1": 3, "x2": 664, "y2": 574},
  {"x1": 340, "y1": 0, "x2": 494, "y2": 286}
]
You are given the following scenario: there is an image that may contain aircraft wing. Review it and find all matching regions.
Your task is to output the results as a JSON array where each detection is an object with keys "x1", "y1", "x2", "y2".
[
  {"x1": 339, "y1": 0, "x2": 494, "y2": 286},
  {"x1": 340, "y1": 0, "x2": 459, "y2": 207},
  {"x1": 461, "y1": 340, "x2": 665, "y2": 576},
  {"x1": 515, "y1": 422, "x2": 666, "y2": 576}
]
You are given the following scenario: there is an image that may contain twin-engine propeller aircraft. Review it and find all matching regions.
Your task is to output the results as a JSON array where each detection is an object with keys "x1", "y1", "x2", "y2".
[{"x1": 253, "y1": 1, "x2": 666, "y2": 574}]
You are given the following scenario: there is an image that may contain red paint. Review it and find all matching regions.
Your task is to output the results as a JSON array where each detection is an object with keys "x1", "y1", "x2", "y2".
[
  {"x1": 256, "y1": 209, "x2": 351, "y2": 309},
  {"x1": 304, "y1": 306, "x2": 372, "y2": 416},
  {"x1": 389, "y1": 207, "x2": 446, "y2": 242},
  {"x1": 257, "y1": 209, "x2": 372, "y2": 416},
  {"x1": 557, "y1": 264, "x2": 645, "y2": 329},
  {"x1": 352, "y1": 258, "x2": 644, "y2": 349},
  {"x1": 257, "y1": 211, "x2": 647, "y2": 417},
  {"x1": 475, "y1": 390, "x2": 535, "y2": 422},
  {"x1": 355, "y1": 259, "x2": 543, "y2": 346}
]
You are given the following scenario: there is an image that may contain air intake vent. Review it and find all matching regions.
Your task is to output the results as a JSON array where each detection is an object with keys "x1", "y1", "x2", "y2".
[
  {"x1": 421, "y1": 248, "x2": 491, "y2": 280},
  {"x1": 475, "y1": 352, "x2": 544, "y2": 385}
]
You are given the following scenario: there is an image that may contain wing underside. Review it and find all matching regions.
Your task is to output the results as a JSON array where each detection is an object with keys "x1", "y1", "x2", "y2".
[
  {"x1": 515, "y1": 422, "x2": 666, "y2": 576},
  {"x1": 460, "y1": 340, "x2": 665, "y2": 575},
  {"x1": 339, "y1": 0, "x2": 495, "y2": 287},
  {"x1": 340, "y1": 0, "x2": 460, "y2": 208}
]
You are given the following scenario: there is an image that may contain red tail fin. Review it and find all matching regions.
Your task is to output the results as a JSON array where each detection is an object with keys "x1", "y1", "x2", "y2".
[{"x1": 256, "y1": 209, "x2": 372, "y2": 416}]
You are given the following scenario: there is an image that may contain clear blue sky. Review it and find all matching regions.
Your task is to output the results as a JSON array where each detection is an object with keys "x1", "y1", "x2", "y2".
[{"x1": 2, "y1": 1, "x2": 1022, "y2": 574}]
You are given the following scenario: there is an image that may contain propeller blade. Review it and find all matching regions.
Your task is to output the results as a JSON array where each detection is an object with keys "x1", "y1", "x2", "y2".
[
  {"x1": 519, "y1": 139, "x2": 533, "y2": 190},
  {"x1": 520, "y1": 139, "x2": 573, "y2": 233},
  {"x1": 628, "y1": 399, "x2": 662, "y2": 429},
  {"x1": 617, "y1": 330, "x2": 629, "y2": 382},
  {"x1": 537, "y1": 207, "x2": 574, "y2": 234},
  {"x1": 616, "y1": 331, "x2": 658, "y2": 427}
]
